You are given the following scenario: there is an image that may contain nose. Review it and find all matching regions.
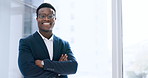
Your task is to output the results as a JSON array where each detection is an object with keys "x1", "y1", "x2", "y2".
[{"x1": 44, "y1": 16, "x2": 50, "y2": 21}]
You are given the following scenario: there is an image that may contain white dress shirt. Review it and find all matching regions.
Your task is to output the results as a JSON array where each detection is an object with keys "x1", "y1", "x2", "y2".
[
  {"x1": 38, "y1": 31, "x2": 61, "y2": 76},
  {"x1": 38, "y1": 31, "x2": 53, "y2": 60}
]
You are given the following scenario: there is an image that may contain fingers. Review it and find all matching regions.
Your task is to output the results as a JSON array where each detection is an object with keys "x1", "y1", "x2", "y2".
[
  {"x1": 35, "y1": 60, "x2": 43, "y2": 68},
  {"x1": 35, "y1": 60, "x2": 41, "y2": 65},
  {"x1": 59, "y1": 54, "x2": 68, "y2": 61},
  {"x1": 63, "y1": 54, "x2": 68, "y2": 61}
]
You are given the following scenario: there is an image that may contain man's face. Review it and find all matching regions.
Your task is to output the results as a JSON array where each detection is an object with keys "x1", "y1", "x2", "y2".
[{"x1": 36, "y1": 8, "x2": 56, "y2": 32}]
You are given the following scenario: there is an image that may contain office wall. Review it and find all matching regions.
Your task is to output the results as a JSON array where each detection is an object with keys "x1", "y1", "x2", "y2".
[
  {"x1": 0, "y1": 0, "x2": 23, "y2": 77},
  {"x1": 0, "y1": 0, "x2": 11, "y2": 78}
]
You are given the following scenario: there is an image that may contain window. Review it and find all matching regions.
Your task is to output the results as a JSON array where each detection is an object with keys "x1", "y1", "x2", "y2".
[{"x1": 123, "y1": 0, "x2": 148, "y2": 78}]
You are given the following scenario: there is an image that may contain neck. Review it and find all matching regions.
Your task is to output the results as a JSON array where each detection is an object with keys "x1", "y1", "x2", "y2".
[{"x1": 39, "y1": 30, "x2": 52, "y2": 39}]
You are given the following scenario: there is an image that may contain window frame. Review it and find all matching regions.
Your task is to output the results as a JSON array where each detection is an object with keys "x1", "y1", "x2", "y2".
[{"x1": 112, "y1": 0, "x2": 123, "y2": 78}]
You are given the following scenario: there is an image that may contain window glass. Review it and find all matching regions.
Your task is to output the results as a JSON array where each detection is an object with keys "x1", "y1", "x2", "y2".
[{"x1": 123, "y1": 0, "x2": 148, "y2": 78}]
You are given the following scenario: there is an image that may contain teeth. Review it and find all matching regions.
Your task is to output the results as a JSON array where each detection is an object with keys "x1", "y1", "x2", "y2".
[{"x1": 43, "y1": 23, "x2": 50, "y2": 25}]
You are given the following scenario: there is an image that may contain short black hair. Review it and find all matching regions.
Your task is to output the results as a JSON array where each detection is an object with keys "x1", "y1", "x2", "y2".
[{"x1": 36, "y1": 3, "x2": 56, "y2": 17}]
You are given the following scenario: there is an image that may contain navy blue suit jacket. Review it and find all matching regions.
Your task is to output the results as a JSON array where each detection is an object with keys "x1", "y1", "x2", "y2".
[{"x1": 18, "y1": 31, "x2": 78, "y2": 78}]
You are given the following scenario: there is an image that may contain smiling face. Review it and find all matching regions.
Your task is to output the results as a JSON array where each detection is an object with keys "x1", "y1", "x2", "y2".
[{"x1": 36, "y1": 8, "x2": 56, "y2": 33}]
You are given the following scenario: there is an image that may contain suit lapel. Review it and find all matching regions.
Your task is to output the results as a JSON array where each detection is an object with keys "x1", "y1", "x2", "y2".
[
  {"x1": 33, "y1": 31, "x2": 50, "y2": 59},
  {"x1": 53, "y1": 35, "x2": 60, "y2": 61}
]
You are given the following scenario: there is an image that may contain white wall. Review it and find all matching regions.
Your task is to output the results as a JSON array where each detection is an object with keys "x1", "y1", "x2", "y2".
[
  {"x1": 45, "y1": 0, "x2": 112, "y2": 78},
  {"x1": 0, "y1": 0, "x2": 24, "y2": 78},
  {"x1": 0, "y1": 0, "x2": 11, "y2": 78}
]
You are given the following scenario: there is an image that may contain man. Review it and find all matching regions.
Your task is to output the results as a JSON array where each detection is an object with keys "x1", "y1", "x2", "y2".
[{"x1": 18, "y1": 3, "x2": 78, "y2": 78}]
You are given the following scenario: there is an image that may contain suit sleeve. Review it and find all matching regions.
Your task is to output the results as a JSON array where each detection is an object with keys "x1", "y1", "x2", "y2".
[
  {"x1": 43, "y1": 41, "x2": 78, "y2": 75},
  {"x1": 18, "y1": 39, "x2": 53, "y2": 77}
]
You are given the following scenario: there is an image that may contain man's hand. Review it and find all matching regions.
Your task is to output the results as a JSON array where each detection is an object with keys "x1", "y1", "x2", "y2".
[
  {"x1": 59, "y1": 54, "x2": 68, "y2": 61},
  {"x1": 35, "y1": 60, "x2": 43, "y2": 68},
  {"x1": 35, "y1": 54, "x2": 68, "y2": 68}
]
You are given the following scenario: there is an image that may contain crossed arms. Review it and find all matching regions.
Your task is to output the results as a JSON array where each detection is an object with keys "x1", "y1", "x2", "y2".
[
  {"x1": 35, "y1": 54, "x2": 68, "y2": 68},
  {"x1": 18, "y1": 39, "x2": 78, "y2": 77}
]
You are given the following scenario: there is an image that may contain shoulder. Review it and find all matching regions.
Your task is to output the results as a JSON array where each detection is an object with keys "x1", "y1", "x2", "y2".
[
  {"x1": 53, "y1": 35, "x2": 70, "y2": 48},
  {"x1": 53, "y1": 35, "x2": 71, "y2": 49},
  {"x1": 20, "y1": 34, "x2": 33, "y2": 42},
  {"x1": 53, "y1": 36, "x2": 71, "y2": 51},
  {"x1": 53, "y1": 35, "x2": 69, "y2": 44},
  {"x1": 19, "y1": 32, "x2": 38, "y2": 42},
  {"x1": 19, "y1": 32, "x2": 38, "y2": 44}
]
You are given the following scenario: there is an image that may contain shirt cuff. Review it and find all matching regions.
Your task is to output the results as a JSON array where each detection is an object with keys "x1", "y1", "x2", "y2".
[{"x1": 41, "y1": 61, "x2": 44, "y2": 65}]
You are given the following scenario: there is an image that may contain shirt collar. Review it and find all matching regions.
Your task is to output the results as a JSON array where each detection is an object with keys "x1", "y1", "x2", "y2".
[{"x1": 37, "y1": 31, "x2": 53, "y2": 41}]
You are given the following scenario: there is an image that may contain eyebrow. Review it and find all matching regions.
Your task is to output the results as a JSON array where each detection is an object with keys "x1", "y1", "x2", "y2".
[
  {"x1": 38, "y1": 13, "x2": 55, "y2": 15},
  {"x1": 39, "y1": 10, "x2": 55, "y2": 15}
]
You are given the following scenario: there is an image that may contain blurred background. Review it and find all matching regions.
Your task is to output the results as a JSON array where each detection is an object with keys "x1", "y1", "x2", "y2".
[
  {"x1": 1, "y1": 0, "x2": 148, "y2": 78},
  {"x1": 0, "y1": 0, "x2": 112, "y2": 78}
]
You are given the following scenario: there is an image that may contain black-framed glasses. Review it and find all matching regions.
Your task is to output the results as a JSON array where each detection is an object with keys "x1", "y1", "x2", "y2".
[{"x1": 38, "y1": 14, "x2": 56, "y2": 19}]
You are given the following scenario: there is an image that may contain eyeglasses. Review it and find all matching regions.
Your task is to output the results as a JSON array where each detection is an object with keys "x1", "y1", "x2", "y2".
[{"x1": 38, "y1": 14, "x2": 56, "y2": 19}]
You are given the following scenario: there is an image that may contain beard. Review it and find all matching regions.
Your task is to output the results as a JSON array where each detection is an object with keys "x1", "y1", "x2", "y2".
[{"x1": 40, "y1": 28, "x2": 52, "y2": 32}]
